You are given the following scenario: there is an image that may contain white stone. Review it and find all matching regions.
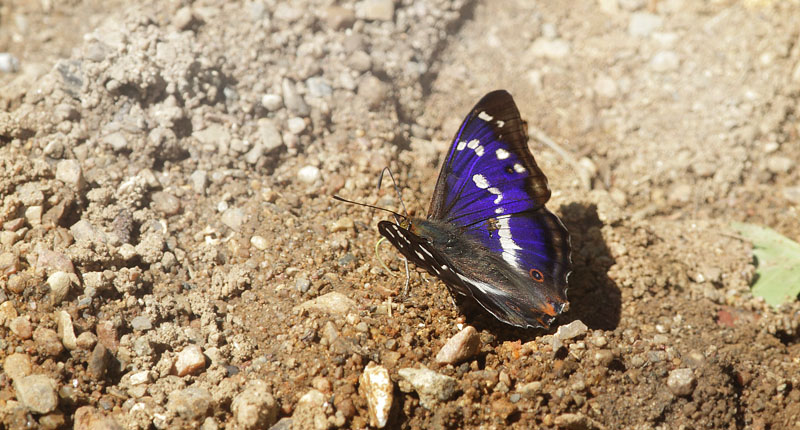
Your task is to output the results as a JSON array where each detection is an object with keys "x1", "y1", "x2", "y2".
[
  {"x1": 261, "y1": 94, "x2": 283, "y2": 111},
  {"x1": 628, "y1": 12, "x2": 663, "y2": 37},
  {"x1": 55, "y1": 310, "x2": 78, "y2": 350},
  {"x1": 529, "y1": 38, "x2": 571, "y2": 59},
  {"x1": 174, "y1": 344, "x2": 205, "y2": 376},
  {"x1": 287, "y1": 117, "x2": 306, "y2": 135},
  {"x1": 355, "y1": 0, "x2": 394, "y2": 21},
  {"x1": 360, "y1": 362, "x2": 393, "y2": 428},
  {"x1": 650, "y1": 51, "x2": 680, "y2": 72},
  {"x1": 297, "y1": 165, "x2": 321, "y2": 184}
]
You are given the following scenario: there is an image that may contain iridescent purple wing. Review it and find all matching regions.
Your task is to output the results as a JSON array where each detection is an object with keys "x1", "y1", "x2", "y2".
[
  {"x1": 428, "y1": 90, "x2": 551, "y2": 224},
  {"x1": 425, "y1": 90, "x2": 571, "y2": 327}
]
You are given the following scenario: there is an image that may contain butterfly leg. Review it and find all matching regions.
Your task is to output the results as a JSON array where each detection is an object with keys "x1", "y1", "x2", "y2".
[{"x1": 374, "y1": 237, "x2": 398, "y2": 278}]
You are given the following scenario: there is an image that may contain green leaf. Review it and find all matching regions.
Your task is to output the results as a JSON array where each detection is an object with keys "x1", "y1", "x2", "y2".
[{"x1": 732, "y1": 222, "x2": 800, "y2": 307}]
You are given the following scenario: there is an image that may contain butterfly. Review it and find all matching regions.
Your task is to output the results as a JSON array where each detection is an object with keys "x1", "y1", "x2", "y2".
[{"x1": 378, "y1": 90, "x2": 571, "y2": 329}]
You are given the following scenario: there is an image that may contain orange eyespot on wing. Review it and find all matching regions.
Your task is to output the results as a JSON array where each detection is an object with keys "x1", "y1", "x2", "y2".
[{"x1": 529, "y1": 268, "x2": 544, "y2": 283}]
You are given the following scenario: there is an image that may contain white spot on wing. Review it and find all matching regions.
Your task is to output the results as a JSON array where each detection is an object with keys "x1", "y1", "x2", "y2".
[
  {"x1": 478, "y1": 111, "x2": 494, "y2": 121},
  {"x1": 415, "y1": 250, "x2": 424, "y2": 260},
  {"x1": 513, "y1": 163, "x2": 526, "y2": 173},
  {"x1": 496, "y1": 120, "x2": 505, "y2": 128},
  {"x1": 467, "y1": 139, "x2": 479, "y2": 149},
  {"x1": 496, "y1": 148, "x2": 510, "y2": 160},
  {"x1": 456, "y1": 273, "x2": 511, "y2": 297},
  {"x1": 495, "y1": 207, "x2": 505, "y2": 214},
  {"x1": 497, "y1": 215, "x2": 521, "y2": 268},
  {"x1": 474, "y1": 145, "x2": 484, "y2": 157},
  {"x1": 472, "y1": 174, "x2": 489, "y2": 189},
  {"x1": 488, "y1": 187, "x2": 502, "y2": 204},
  {"x1": 456, "y1": 140, "x2": 466, "y2": 151}
]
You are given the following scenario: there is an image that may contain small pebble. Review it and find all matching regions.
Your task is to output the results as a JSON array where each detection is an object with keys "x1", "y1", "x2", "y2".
[
  {"x1": 87, "y1": 343, "x2": 111, "y2": 380},
  {"x1": 221, "y1": 207, "x2": 246, "y2": 231},
  {"x1": 529, "y1": 38, "x2": 571, "y2": 59},
  {"x1": 129, "y1": 370, "x2": 150, "y2": 385},
  {"x1": 0, "y1": 52, "x2": 20, "y2": 73},
  {"x1": 517, "y1": 381, "x2": 542, "y2": 398},
  {"x1": 4, "y1": 353, "x2": 32, "y2": 381},
  {"x1": 96, "y1": 321, "x2": 120, "y2": 353},
  {"x1": 103, "y1": 131, "x2": 129, "y2": 151},
  {"x1": 231, "y1": 380, "x2": 278, "y2": 429},
  {"x1": 550, "y1": 320, "x2": 588, "y2": 350},
  {"x1": 76, "y1": 332, "x2": 98, "y2": 350},
  {"x1": 172, "y1": 6, "x2": 196, "y2": 31},
  {"x1": 294, "y1": 292, "x2": 356, "y2": 316},
  {"x1": 167, "y1": 387, "x2": 213, "y2": 421},
  {"x1": 297, "y1": 165, "x2": 321, "y2": 184},
  {"x1": 47, "y1": 271, "x2": 76, "y2": 304},
  {"x1": 324, "y1": 6, "x2": 356, "y2": 29},
  {"x1": 25, "y1": 206, "x2": 43, "y2": 226},
  {"x1": 250, "y1": 235, "x2": 269, "y2": 250},
  {"x1": 0, "y1": 252, "x2": 20, "y2": 276},
  {"x1": 131, "y1": 315, "x2": 153, "y2": 331},
  {"x1": 256, "y1": 118, "x2": 283, "y2": 152},
  {"x1": 56, "y1": 310, "x2": 78, "y2": 350},
  {"x1": 359, "y1": 362, "x2": 393, "y2": 428},
  {"x1": 287, "y1": 117, "x2": 306, "y2": 135},
  {"x1": 17, "y1": 183, "x2": 44, "y2": 206},
  {"x1": 14, "y1": 374, "x2": 58, "y2": 414},
  {"x1": 36, "y1": 249, "x2": 75, "y2": 273},
  {"x1": 397, "y1": 367, "x2": 458, "y2": 409},
  {"x1": 295, "y1": 277, "x2": 311, "y2": 293},
  {"x1": 9, "y1": 316, "x2": 32, "y2": 339},
  {"x1": 174, "y1": 344, "x2": 206, "y2": 376},
  {"x1": 306, "y1": 77, "x2": 332, "y2": 98},
  {"x1": 435, "y1": 325, "x2": 481, "y2": 365},
  {"x1": 0, "y1": 301, "x2": 18, "y2": 325},
  {"x1": 70, "y1": 219, "x2": 108, "y2": 244},
  {"x1": 73, "y1": 407, "x2": 123, "y2": 429},
  {"x1": 292, "y1": 389, "x2": 327, "y2": 430},
  {"x1": 667, "y1": 368, "x2": 696, "y2": 396},
  {"x1": 329, "y1": 217, "x2": 354, "y2": 232},
  {"x1": 261, "y1": 94, "x2": 283, "y2": 111},
  {"x1": 594, "y1": 349, "x2": 615, "y2": 367},
  {"x1": 190, "y1": 170, "x2": 208, "y2": 195},
  {"x1": 55, "y1": 159, "x2": 85, "y2": 191},
  {"x1": 281, "y1": 79, "x2": 309, "y2": 116},
  {"x1": 355, "y1": 0, "x2": 395, "y2": 21},
  {"x1": 766, "y1": 155, "x2": 793, "y2": 174},
  {"x1": 348, "y1": 51, "x2": 372, "y2": 73},
  {"x1": 33, "y1": 328, "x2": 64, "y2": 356},
  {"x1": 358, "y1": 75, "x2": 388, "y2": 108},
  {"x1": 594, "y1": 75, "x2": 618, "y2": 99},
  {"x1": 628, "y1": 12, "x2": 663, "y2": 37},
  {"x1": 151, "y1": 191, "x2": 181, "y2": 215},
  {"x1": 650, "y1": 51, "x2": 680, "y2": 72}
]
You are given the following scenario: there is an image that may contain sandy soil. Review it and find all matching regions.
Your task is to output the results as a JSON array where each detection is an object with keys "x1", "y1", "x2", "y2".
[{"x1": 1, "y1": 0, "x2": 799, "y2": 429}]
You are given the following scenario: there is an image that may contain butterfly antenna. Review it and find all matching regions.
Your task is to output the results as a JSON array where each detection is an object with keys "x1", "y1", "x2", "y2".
[
  {"x1": 377, "y1": 167, "x2": 410, "y2": 223},
  {"x1": 331, "y1": 195, "x2": 407, "y2": 221},
  {"x1": 376, "y1": 168, "x2": 414, "y2": 296}
]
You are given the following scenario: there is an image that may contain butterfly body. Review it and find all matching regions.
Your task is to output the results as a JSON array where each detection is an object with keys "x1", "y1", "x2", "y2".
[{"x1": 379, "y1": 90, "x2": 571, "y2": 329}]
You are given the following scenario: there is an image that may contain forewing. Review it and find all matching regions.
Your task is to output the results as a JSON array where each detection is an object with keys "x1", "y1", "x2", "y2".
[
  {"x1": 377, "y1": 221, "x2": 464, "y2": 293},
  {"x1": 428, "y1": 90, "x2": 551, "y2": 225}
]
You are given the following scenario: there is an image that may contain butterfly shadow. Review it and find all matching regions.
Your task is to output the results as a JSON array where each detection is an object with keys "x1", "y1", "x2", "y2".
[{"x1": 464, "y1": 202, "x2": 622, "y2": 342}]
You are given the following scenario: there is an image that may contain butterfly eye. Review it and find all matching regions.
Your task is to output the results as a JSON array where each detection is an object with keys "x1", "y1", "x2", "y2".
[{"x1": 529, "y1": 268, "x2": 544, "y2": 283}]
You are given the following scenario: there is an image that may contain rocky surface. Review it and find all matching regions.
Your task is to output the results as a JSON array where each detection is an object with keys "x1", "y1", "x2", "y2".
[{"x1": 1, "y1": 0, "x2": 800, "y2": 428}]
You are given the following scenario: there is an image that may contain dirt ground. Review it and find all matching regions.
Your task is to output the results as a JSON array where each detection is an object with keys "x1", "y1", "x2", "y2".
[{"x1": 1, "y1": 0, "x2": 800, "y2": 429}]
